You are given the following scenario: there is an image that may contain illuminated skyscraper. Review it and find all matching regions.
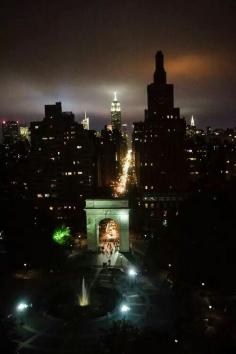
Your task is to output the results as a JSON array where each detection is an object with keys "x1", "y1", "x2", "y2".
[
  {"x1": 111, "y1": 92, "x2": 121, "y2": 131},
  {"x1": 190, "y1": 115, "x2": 195, "y2": 127},
  {"x1": 186, "y1": 115, "x2": 197, "y2": 137},
  {"x1": 19, "y1": 126, "x2": 30, "y2": 141},
  {"x1": 81, "y1": 112, "x2": 90, "y2": 130}
]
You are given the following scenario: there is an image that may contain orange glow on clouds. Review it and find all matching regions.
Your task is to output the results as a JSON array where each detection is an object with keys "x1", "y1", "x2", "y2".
[
  {"x1": 166, "y1": 53, "x2": 230, "y2": 79},
  {"x1": 140, "y1": 53, "x2": 231, "y2": 81}
]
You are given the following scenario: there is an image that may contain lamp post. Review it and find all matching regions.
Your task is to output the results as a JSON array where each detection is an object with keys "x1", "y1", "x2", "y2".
[
  {"x1": 128, "y1": 267, "x2": 138, "y2": 285},
  {"x1": 120, "y1": 303, "x2": 130, "y2": 319},
  {"x1": 16, "y1": 301, "x2": 31, "y2": 325}
]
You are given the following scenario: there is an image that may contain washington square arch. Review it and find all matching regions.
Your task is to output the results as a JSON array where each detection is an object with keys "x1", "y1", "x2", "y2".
[{"x1": 85, "y1": 199, "x2": 129, "y2": 252}]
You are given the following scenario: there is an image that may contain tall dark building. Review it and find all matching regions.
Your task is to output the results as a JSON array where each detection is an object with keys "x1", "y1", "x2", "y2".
[
  {"x1": 2, "y1": 120, "x2": 20, "y2": 143},
  {"x1": 132, "y1": 51, "x2": 186, "y2": 233},
  {"x1": 147, "y1": 51, "x2": 180, "y2": 121},
  {"x1": 133, "y1": 51, "x2": 186, "y2": 194},
  {"x1": 30, "y1": 102, "x2": 98, "y2": 230}
]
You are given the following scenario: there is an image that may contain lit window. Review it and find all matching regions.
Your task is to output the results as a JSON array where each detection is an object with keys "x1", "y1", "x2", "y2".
[
  {"x1": 77, "y1": 145, "x2": 82, "y2": 149},
  {"x1": 145, "y1": 186, "x2": 148, "y2": 190}
]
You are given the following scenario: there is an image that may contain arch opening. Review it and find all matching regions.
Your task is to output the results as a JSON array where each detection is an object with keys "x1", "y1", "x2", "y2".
[{"x1": 98, "y1": 218, "x2": 120, "y2": 255}]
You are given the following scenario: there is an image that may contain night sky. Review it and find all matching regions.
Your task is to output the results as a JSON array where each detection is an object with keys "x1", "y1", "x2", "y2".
[{"x1": 1, "y1": 0, "x2": 236, "y2": 129}]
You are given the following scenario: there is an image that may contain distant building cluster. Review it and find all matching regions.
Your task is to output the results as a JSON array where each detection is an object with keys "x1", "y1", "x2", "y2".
[
  {"x1": 0, "y1": 99, "x2": 127, "y2": 230},
  {"x1": 1, "y1": 51, "x2": 236, "y2": 235}
]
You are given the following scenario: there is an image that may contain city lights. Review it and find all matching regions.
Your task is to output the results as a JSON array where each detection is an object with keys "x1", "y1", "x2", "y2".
[{"x1": 113, "y1": 149, "x2": 132, "y2": 197}]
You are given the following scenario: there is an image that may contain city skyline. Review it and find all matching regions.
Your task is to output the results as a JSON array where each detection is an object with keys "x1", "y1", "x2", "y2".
[
  {"x1": 1, "y1": 5, "x2": 236, "y2": 351},
  {"x1": 1, "y1": 0, "x2": 236, "y2": 129}
]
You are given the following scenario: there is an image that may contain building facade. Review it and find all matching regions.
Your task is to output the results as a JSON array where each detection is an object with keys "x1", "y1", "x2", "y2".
[
  {"x1": 132, "y1": 51, "x2": 187, "y2": 233},
  {"x1": 30, "y1": 102, "x2": 98, "y2": 229}
]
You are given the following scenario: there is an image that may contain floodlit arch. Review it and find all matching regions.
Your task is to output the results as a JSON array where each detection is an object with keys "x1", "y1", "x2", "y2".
[{"x1": 85, "y1": 199, "x2": 129, "y2": 252}]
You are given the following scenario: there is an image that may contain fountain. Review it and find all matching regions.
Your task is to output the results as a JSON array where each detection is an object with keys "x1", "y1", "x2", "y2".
[{"x1": 78, "y1": 277, "x2": 89, "y2": 307}]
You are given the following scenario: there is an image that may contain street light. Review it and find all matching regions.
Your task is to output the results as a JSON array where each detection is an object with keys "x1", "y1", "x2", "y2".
[
  {"x1": 128, "y1": 267, "x2": 138, "y2": 278},
  {"x1": 16, "y1": 302, "x2": 29, "y2": 312},
  {"x1": 120, "y1": 304, "x2": 130, "y2": 313}
]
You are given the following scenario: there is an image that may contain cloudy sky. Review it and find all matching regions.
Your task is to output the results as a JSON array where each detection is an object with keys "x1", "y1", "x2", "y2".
[{"x1": 1, "y1": 0, "x2": 235, "y2": 129}]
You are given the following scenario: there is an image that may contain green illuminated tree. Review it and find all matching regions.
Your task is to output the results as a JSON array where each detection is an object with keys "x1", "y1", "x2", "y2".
[{"x1": 52, "y1": 225, "x2": 71, "y2": 245}]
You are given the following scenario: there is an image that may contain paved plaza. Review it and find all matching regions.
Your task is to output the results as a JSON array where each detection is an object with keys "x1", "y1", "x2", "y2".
[{"x1": 14, "y1": 255, "x2": 175, "y2": 353}]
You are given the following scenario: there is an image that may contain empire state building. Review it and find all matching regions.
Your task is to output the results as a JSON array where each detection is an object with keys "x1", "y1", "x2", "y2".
[{"x1": 111, "y1": 92, "x2": 122, "y2": 131}]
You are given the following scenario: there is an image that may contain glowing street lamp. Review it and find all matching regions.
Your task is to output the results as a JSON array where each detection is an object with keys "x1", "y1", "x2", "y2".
[
  {"x1": 128, "y1": 267, "x2": 138, "y2": 278},
  {"x1": 16, "y1": 302, "x2": 29, "y2": 312},
  {"x1": 120, "y1": 304, "x2": 130, "y2": 313}
]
